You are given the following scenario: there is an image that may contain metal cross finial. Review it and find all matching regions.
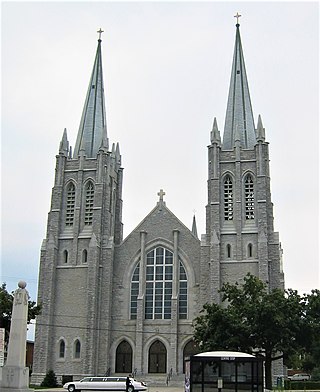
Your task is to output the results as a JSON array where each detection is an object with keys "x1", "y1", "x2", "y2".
[
  {"x1": 97, "y1": 28, "x2": 104, "y2": 40},
  {"x1": 234, "y1": 12, "x2": 242, "y2": 25},
  {"x1": 158, "y1": 189, "x2": 166, "y2": 202}
]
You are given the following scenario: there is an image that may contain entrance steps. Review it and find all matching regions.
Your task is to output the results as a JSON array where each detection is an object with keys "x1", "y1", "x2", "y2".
[
  {"x1": 139, "y1": 374, "x2": 185, "y2": 388},
  {"x1": 114, "y1": 373, "x2": 185, "y2": 388}
]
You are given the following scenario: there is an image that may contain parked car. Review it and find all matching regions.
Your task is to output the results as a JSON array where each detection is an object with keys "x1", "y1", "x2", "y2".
[
  {"x1": 63, "y1": 376, "x2": 148, "y2": 392},
  {"x1": 288, "y1": 374, "x2": 310, "y2": 381}
]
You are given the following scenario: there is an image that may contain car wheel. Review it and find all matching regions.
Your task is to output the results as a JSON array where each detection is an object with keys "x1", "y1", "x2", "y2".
[
  {"x1": 128, "y1": 386, "x2": 134, "y2": 392},
  {"x1": 68, "y1": 385, "x2": 76, "y2": 392}
]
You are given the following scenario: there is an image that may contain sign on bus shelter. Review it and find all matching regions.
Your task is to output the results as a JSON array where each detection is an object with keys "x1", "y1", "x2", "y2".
[{"x1": 184, "y1": 351, "x2": 264, "y2": 392}]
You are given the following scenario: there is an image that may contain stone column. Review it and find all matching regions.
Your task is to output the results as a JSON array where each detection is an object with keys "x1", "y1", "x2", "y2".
[{"x1": 1, "y1": 281, "x2": 33, "y2": 392}]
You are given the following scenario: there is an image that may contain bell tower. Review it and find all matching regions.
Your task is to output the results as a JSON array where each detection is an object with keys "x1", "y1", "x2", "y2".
[
  {"x1": 32, "y1": 31, "x2": 123, "y2": 382},
  {"x1": 204, "y1": 18, "x2": 284, "y2": 304}
]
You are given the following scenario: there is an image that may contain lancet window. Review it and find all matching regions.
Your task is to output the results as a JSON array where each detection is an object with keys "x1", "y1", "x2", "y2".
[
  {"x1": 65, "y1": 182, "x2": 76, "y2": 226},
  {"x1": 74, "y1": 339, "x2": 81, "y2": 359},
  {"x1": 245, "y1": 174, "x2": 255, "y2": 220},
  {"x1": 223, "y1": 175, "x2": 233, "y2": 220},
  {"x1": 84, "y1": 181, "x2": 94, "y2": 225},
  {"x1": 59, "y1": 340, "x2": 65, "y2": 358},
  {"x1": 226, "y1": 244, "x2": 232, "y2": 259},
  {"x1": 248, "y1": 243, "x2": 253, "y2": 258},
  {"x1": 63, "y1": 250, "x2": 68, "y2": 264},
  {"x1": 82, "y1": 249, "x2": 88, "y2": 263}
]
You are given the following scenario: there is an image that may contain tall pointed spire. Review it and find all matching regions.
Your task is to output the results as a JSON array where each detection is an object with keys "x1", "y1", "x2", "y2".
[
  {"x1": 73, "y1": 30, "x2": 108, "y2": 158},
  {"x1": 222, "y1": 18, "x2": 256, "y2": 150}
]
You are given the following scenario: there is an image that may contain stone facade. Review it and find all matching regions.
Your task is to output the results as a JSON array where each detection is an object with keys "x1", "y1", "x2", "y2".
[{"x1": 32, "y1": 24, "x2": 284, "y2": 385}]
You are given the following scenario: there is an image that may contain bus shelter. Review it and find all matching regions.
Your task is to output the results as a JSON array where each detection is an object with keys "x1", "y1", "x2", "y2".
[{"x1": 185, "y1": 351, "x2": 264, "y2": 392}]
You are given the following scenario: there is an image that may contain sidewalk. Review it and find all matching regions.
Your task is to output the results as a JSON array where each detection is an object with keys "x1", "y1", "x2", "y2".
[{"x1": 37, "y1": 388, "x2": 183, "y2": 392}]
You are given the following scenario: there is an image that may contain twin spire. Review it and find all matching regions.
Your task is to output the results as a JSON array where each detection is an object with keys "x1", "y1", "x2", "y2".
[
  {"x1": 73, "y1": 29, "x2": 108, "y2": 158},
  {"x1": 72, "y1": 19, "x2": 259, "y2": 159}
]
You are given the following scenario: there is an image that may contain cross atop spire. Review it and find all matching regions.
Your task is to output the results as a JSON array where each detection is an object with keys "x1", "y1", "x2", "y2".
[
  {"x1": 234, "y1": 12, "x2": 242, "y2": 25},
  {"x1": 97, "y1": 28, "x2": 104, "y2": 41}
]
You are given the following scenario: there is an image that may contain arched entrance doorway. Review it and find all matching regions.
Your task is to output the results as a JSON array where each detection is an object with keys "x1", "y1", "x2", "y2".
[
  {"x1": 148, "y1": 340, "x2": 167, "y2": 373},
  {"x1": 115, "y1": 340, "x2": 133, "y2": 373},
  {"x1": 183, "y1": 340, "x2": 200, "y2": 373}
]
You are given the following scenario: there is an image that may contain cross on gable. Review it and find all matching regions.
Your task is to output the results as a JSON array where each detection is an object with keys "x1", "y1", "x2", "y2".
[{"x1": 158, "y1": 189, "x2": 166, "y2": 202}]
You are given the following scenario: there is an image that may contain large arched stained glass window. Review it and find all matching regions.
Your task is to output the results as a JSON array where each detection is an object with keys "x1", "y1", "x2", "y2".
[
  {"x1": 130, "y1": 247, "x2": 188, "y2": 320},
  {"x1": 145, "y1": 247, "x2": 172, "y2": 320}
]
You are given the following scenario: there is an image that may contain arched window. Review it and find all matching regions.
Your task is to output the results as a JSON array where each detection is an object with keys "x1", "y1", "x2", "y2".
[
  {"x1": 85, "y1": 181, "x2": 94, "y2": 225},
  {"x1": 145, "y1": 247, "x2": 172, "y2": 320},
  {"x1": 63, "y1": 250, "x2": 68, "y2": 264},
  {"x1": 82, "y1": 249, "x2": 88, "y2": 263},
  {"x1": 179, "y1": 262, "x2": 188, "y2": 319},
  {"x1": 74, "y1": 339, "x2": 81, "y2": 359},
  {"x1": 130, "y1": 247, "x2": 188, "y2": 320},
  {"x1": 59, "y1": 340, "x2": 65, "y2": 358},
  {"x1": 130, "y1": 263, "x2": 140, "y2": 320},
  {"x1": 227, "y1": 244, "x2": 232, "y2": 259},
  {"x1": 245, "y1": 174, "x2": 255, "y2": 220},
  {"x1": 224, "y1": 175, "x2": 233, "y2": 220},
  {"x1": 248, "y1": 243, "x2": 253, "y2": 258},
  {"x1": 65, "y1": 182, "x2": 76, "y2": 226}
]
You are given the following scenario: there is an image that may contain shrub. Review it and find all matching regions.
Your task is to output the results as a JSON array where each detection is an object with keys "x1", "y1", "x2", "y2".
[
  {"x1": 312, "y1": 367, "x2": 320, "y2": 381},
  {"x1": 41, "y1": 370, "x2": 58, "y2": 388},
  {"x1": 283, "y1": 380, "x2": 320, "y2": 390}
]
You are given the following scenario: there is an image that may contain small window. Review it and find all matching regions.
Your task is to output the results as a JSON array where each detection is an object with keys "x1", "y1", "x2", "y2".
[
  {"x1": 59, "y1": 340, "x2": 65, "y2": 358},
  {"x1": 74, "y1": 339, "x2": 81, "y2": 359},
  {"x1": 82, "y1": 249, "x2": 88, "y2": 263},
  {"x1": 227, "y1": 244, "x2": 232, "y2": 259},
  {"x1": 63, "y1": 250, "x2": 68, "y2": 264},
  {"x1": 248, "y1": 243, "x2": 253, "y2": 258}
]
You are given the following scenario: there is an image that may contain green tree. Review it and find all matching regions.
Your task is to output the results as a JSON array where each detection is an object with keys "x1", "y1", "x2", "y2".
[
  {"x1": 193, "y1": 274, "x2": 304, "y2": 390},
  {"x1": 301, "y1": 289, "x2": 320, "y2": 372},
  {"x1": 0, "y1": 282, "x2": 41, "y2": 343}
]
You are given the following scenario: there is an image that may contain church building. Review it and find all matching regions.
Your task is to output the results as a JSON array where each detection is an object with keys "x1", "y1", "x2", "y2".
[{"x1": 32, "y1": 21, "x2": 284, "y2": 384}]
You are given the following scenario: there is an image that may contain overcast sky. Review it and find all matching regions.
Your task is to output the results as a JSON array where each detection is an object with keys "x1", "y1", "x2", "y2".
[{"x1": 1, "y1": 1, "x2": 319, "y2": 315}]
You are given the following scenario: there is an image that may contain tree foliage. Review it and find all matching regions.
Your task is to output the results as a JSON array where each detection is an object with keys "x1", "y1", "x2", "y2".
[
  {"x1": 193, "y1": 274, "x2": 305, "y2": 389},
  {"x1": 0, "y1": 282, "x2": 41, "y2": 342}
]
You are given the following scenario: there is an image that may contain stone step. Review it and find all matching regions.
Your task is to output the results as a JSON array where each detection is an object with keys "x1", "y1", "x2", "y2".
[{"x1": 113, "y1": 373, "x2": 185, "y2": 388}]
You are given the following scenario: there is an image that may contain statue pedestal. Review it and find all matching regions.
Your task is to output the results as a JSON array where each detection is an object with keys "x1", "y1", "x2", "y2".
[
  {"x1": 0, "y1": 282, "x2": 34, "y2": 392},
  {"x1": 1, "y1": 366, "x2": 33, "y2": 392}
]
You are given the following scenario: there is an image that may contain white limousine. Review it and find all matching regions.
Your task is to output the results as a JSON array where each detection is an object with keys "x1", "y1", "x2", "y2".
[{"x1": 63, "y1": 377, "x2": 148, "y2": 392}]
